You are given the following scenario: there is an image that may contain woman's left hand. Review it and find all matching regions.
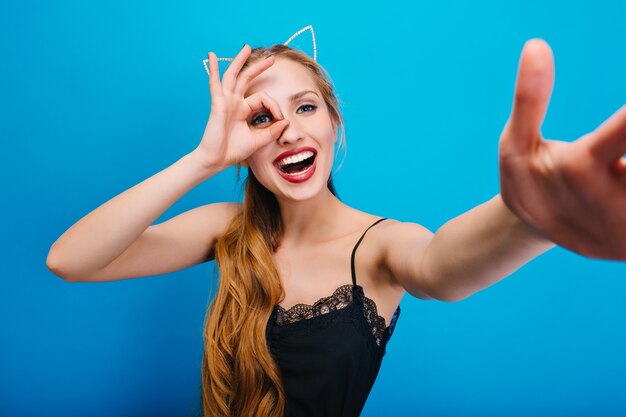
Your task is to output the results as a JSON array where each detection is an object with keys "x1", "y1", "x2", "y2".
[{"x1": 498, "y1": 39, "x2": 626, "y2": 261}]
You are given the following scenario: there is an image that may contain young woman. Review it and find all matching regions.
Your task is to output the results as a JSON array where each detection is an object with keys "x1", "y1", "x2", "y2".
[{"x1": 46, "y1": 36, "x2": 626, "y2": 417}]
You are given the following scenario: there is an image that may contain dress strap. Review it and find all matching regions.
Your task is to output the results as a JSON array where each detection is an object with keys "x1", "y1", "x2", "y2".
[{"x1": 350, "y1": 217, "x2": 389, "y2": 286}]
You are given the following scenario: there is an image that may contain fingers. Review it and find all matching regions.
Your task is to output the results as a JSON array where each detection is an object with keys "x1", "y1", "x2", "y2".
[
  {"x1": 234, "y1": 55, "x2": 276, "y2": 95},
  {"x1": 256, "y1": 119, "x2": 291, "y2": 146},
  {"x1": 222, "y1": 44, "x2": 252, "y2": 93},
  {"x1": 244, "y1": 91, "x2": 284, "y2": 122},
  {"x1": 245, "y1": 90, "x2": 289, "y2": 147},
  {"x1": 505, "y1": 39, "x2": 555, "y2": 154},
  {"x1": 583, "y1": 104, "x2": 626, "y2": 164},
  {"x1": 207, "y1": 52, "x2": 223, "y2": 98},
  {"x1": 212, "y1": 44, "x2": 277, "y2": 98}
]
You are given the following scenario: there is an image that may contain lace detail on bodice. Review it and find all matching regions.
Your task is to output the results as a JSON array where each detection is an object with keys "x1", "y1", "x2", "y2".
[
  {"x1": 275, "y1": 284, "x2": 353, "y2": 326},
  {"x1": 360, "y1": 287, "x2": 400, "y2": 347},
  {"x1": 274, "y1": 284, "x2": 400, "y2": 348}
]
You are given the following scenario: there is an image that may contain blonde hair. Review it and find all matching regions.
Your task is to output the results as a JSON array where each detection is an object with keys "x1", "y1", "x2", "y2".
[{"x1": 200, "y1": 45, "x2": 346, "y2": 416}]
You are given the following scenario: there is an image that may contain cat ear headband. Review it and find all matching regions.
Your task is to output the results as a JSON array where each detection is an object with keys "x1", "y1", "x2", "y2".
[{"x1": 202, "y1": 25, "x2": 317, "y2": 77}]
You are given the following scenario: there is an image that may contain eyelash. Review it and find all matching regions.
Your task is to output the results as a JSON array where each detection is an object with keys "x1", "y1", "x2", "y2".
[{"x1": 251, "y1": 104, "x2": 317, "y2": 126}]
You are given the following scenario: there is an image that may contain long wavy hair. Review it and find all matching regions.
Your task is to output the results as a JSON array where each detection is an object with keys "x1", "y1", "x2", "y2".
[{"x1": 200, "y1": 44, "x2": 346, "y2": 417}]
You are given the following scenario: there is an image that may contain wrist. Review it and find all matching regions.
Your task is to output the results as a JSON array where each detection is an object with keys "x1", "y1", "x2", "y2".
[
  {"x1": 181, "y1": 151, "x2": 226, "y2": 181},
  {"x1": 495, "y1": 194, "x2": 556, "y2": 248}
]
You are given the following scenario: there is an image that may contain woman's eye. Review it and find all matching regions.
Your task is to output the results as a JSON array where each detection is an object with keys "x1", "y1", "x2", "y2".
[
  {"x1": 298, "y1": 104, "x2": 317, "y2": 113},
  {"x1": 251, "y1": 114, "x2": 273, "y2": 126},
  {"x1": 251, "y1": 104, "x2": 316, "y2": 126}
]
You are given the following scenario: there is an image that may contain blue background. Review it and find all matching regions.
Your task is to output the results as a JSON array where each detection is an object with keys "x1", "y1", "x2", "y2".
[{"x1": 2, "y1": 0, "x2": 626, "y2": 416}]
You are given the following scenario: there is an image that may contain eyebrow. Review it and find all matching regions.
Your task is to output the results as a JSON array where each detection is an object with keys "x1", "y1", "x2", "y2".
[{"x1": 289, "y1": 90, "x2": 319, "y2": 102}]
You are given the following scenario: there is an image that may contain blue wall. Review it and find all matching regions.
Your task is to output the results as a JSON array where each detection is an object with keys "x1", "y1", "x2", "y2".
[{"x1": 1, "y1": 0, "x2": 625, "y2": 415}]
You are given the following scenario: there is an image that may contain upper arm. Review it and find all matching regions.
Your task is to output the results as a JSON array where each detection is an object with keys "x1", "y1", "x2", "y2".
[
  {"x1": 378, "y1": 220, "x2": 438, "y2": 300},
  {"x1": 68, "y1": 201, "x2": 242, "y2": 282}
]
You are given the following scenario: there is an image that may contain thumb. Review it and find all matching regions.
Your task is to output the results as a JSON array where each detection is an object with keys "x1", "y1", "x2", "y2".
[{"x1": 505, "y1": 39, "x2": 555, "y2": 154}]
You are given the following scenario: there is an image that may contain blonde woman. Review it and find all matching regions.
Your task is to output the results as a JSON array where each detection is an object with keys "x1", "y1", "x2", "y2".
[{"x1": 47, "y1": 35, "x2": 626, "y2": 417}]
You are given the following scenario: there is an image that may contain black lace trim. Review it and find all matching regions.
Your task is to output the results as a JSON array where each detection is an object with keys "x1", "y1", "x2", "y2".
[
  {"x1": 357, "y1": 286, "x2": 401, "y2": 348},
  {"x1": 274, "y1": 284, "x2": 400, "y2": 348}
]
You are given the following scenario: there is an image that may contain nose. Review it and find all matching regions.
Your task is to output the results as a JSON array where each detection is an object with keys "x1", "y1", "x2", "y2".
[{"x1": 277, "y1": 116, "x2": 304, "y2": 146}]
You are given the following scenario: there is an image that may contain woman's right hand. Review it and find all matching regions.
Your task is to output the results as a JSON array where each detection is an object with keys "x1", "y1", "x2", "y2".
[{"x1": 193, "y1": 44, "x2": 290, "y2": 171}]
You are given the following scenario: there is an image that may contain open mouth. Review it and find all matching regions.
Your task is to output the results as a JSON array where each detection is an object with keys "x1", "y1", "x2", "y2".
[{"x1": 276, "y1": 151, "x2": 316, "y2": 175}]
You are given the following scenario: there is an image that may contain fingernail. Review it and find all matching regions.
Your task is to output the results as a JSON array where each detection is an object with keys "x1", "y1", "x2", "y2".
[{"x1": 242, "y1": 43, "x2": 247, "y2": 49}]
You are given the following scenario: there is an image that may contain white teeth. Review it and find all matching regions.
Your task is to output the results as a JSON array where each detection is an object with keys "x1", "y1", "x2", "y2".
[{"x1": 278, "y1": 150, "x2": 314, "y2": 167}]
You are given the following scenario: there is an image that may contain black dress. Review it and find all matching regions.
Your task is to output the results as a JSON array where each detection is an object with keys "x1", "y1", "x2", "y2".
[{"x1": 265, "y1": 217, "x2": 401, "y2": 417}]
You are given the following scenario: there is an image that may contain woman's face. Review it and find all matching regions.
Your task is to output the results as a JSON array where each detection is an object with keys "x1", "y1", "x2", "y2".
[{"x1": 243, "y1": 57, "x2": 338, "y2": 202}]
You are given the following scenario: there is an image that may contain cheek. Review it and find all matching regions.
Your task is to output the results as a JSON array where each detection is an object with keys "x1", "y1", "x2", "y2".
[
  {"x1": 249, "y1": 159, "x2": 267, "y2": 176},
  {"x1": 311, "y1": 118, "x2": 335, "y2": 141},
  {"x1": 249, "y1": 154, "x2": 276, "y2": 182},
  {"x1": 247, "y1": 147, "x2": 272, "y2": 169}
]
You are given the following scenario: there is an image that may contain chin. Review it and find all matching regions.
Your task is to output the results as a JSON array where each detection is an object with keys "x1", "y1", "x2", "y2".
[
  {"x1": 276, "y1": 174, "x2": 330, "y2": 201},
  {"x1": 277, "y1": 185, "x2": 326, "y2": 202}
]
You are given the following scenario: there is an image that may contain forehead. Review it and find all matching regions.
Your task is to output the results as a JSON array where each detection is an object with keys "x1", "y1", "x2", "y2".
[{"x1": 244, "y1": 57, "x2": 319, "y2": 99}]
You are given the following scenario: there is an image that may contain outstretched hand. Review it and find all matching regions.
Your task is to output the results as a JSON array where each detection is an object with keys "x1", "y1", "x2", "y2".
[{"x1": 499, "y1": 39, "x2": 626, "y2": 261}]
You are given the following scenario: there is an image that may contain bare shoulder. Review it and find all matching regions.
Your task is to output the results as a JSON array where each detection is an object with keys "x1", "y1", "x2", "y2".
[{"x1": 368, "y1": 217, "x2": 436, "y2": 300}]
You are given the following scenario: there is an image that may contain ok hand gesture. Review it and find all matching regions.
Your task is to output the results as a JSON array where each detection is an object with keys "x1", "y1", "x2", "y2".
[{"x1": 194, "y1": 45, "x2": 290, "y2": 171}]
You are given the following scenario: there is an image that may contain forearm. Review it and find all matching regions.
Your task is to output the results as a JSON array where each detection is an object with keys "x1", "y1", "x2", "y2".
[
  {"x1": 423, "y1": 194, "x2": 557, "y2": 302},
  {"x1": 46, "y1": 151, "x2": 222, "y2": 275}
]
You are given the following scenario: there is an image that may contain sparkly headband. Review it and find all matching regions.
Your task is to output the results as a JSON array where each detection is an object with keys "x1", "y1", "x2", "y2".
[{"x1": 202, "y1": 25, "x2": 317, "y2": 77}]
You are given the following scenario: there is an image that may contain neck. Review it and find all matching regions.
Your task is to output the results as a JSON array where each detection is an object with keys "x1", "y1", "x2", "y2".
[{"x1": 275, "y1": 185, "x2": 345, "y2": 247}]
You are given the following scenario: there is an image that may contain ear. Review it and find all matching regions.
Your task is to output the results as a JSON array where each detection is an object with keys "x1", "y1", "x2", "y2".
[{"x1": 332, "y1": 119, "x2": 339, "y2": 142}]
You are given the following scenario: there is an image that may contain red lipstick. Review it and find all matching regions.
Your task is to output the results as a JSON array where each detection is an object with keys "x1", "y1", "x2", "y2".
[
  {"x1": 273, "y1": 146, "x2": 318, "y2": 184},
  {"x1": 272, "y1": 146, "x2": 317, "y2": 165}
]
